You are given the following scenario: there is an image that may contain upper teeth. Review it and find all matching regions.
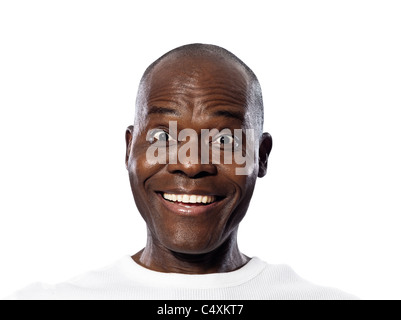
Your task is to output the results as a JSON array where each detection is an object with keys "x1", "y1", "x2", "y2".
[{"x1": 163, "y1": 193, "x2": 216, "y2": 204}]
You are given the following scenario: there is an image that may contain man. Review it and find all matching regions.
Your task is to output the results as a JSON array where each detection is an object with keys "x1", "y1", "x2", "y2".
[{"x1": 6, "y1": 44, "x2": 357, "y2": 300}]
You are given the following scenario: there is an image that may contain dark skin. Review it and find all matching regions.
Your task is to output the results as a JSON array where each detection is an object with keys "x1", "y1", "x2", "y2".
[{"x1": 125, "y1": 54, "x2": 272, "y2": 274}]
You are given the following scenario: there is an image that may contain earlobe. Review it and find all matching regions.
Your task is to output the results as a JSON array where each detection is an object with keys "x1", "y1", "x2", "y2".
[
  {"x1": 258, "y1": 132, "x2": 273, "y2": 178},
  {"x1": 125, "y1": 125, "x2": 134, "y2": 170}
]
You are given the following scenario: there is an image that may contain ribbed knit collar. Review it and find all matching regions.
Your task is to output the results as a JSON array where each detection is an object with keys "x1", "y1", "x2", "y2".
[{"x1": 117, "y1": 256, "x2": 267, "y2": 289}]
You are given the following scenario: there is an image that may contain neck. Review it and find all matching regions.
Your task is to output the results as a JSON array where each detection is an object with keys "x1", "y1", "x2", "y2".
[{"x1": 132, "y1": 231, "x2": 249, "y2": 274}]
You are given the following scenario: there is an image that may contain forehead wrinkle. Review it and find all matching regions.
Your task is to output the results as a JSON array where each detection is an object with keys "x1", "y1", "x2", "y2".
[
  {"x1": 190, "y1": 101, "x2": 249, "y2": 130},
  {"x1": 140, "y1": 56, "x2": 258, "y2": 129},
  {"x1": 146, "y1": 81, "x2": 199, "y2": 106},
  {"x1": 146, "y1": 86, "x2": 250, "y2": 128},
  {"x1": 149, "y1": 83, "x2": 248, "y2": 107},
  {"x1": 146, "y1": 58, "x2": 250, "y2": 96},
  {"x1": 193, "y1": 88, "x2": 247, "y2": 104}
]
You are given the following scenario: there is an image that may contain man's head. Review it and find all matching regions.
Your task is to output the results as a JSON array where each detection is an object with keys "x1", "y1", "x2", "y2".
[{"x1": 125, "y1": 44, "x2": 272, "y2": 256}]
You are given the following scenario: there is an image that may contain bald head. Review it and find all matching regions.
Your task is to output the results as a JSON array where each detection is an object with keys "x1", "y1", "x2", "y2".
[{"x1": 134, "y1": 44, "x2": 264, "y2": 135}]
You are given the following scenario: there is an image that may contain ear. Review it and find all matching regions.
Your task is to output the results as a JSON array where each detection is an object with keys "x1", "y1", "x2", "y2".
[
  {"x1": 258, "y1": 132, "x2": 273, "y2": 178},
  {"x1": 125, "y1": 125, "x2": 134, "y2": 170}
]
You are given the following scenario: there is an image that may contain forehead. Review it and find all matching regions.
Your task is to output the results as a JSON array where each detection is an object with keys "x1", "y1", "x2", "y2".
[{"x1": 142, "y1": 55, "x2": 251, "y2": 116}]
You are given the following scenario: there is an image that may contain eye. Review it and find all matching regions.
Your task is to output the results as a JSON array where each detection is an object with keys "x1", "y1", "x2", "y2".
[
  {"x1": 217, "y1": 135, "x2": 234, "y2": 145},
  {"x1": 212, "y1": 133, "x2": 239, "y2": 149},
  {"x1": 153, "y1": 131, "x2": 170, "y2": 142},
  {"x1": 147, "y1": 129, "x2": 175, "y2": 144}
]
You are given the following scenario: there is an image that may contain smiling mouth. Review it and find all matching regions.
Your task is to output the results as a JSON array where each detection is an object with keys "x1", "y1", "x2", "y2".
[
  {"x1": 155, "y1": 191, "x2": 226, "y2": 216},
  {"x1": 156, "y1": 192, "x2": 225, "y2": 206}
]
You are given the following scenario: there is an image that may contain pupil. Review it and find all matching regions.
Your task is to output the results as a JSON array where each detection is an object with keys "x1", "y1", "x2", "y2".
[
  {"x1": 160, "y1": 133, "x2": 168, "y2": 141},
  {"x1": 220, "y1": 136, "x2": 227, "y2": 144}
]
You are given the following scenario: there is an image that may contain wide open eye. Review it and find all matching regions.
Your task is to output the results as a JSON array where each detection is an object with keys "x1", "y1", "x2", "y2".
[
  {"x1": 216, "y1": 135, "x2": 234, "y2": 145},
  {"x1": 153, "y1": 131, "x2": 170, "y2": 142},
  {"x1": 147, "y1": 129, "x2": 175, "y2": 144},
  {"x1": 211, "y1": 132, "x2": 240, "y2": 150}
]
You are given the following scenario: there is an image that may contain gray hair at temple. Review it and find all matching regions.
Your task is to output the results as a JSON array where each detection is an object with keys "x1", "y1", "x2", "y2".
[{"x1": 134, "y1": 43, "x2": 265, "y2": 136}]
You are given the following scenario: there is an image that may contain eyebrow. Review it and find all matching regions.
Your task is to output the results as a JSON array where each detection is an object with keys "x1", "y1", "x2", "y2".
[
  {"x1": 147, "y1": 106, "x2": 181, "y2": 116},
  {"x1": 212, "y1": 110, "x2": 244, "y2": 122}
]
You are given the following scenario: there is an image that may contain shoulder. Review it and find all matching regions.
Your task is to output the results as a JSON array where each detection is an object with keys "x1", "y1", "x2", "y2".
[
  {"x1": 4, "y1": 256, "x2": 133, "y2": 300},
  {"x1": 4, "y1": 282, "x2": 56, "y2": 300},
  {"x1": 255, "y1": 260, "x2": 359, "y2": 300}
]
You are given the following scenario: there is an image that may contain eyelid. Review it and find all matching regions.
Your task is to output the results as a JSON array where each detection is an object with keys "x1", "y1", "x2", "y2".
[
  {"x1": 211, "y1": 129, "x2": 239, "y2": 142},
  {"x1": 211, "y1": 134, "x2": 235, "y2": 143},
  {"x1": 211, "y1": 132, "x2": 241, "y2": 150},
  {"x1": 147, "y1": 128, "x2": 176, "y2": 143}
]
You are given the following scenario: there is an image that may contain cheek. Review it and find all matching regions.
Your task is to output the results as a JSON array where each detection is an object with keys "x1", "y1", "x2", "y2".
[
  {"x1": 129, "y1": 143, "x2": 163, "y2": 180},
  {"x1": 128, "y1": 145, "x2": 166, "y2": 208},
  {"x1": 218, "y1": 163, "x2": 257, "y2": 192},
  {"x1": 128, "y1": 152, "x2": 164, "y2": 225}
]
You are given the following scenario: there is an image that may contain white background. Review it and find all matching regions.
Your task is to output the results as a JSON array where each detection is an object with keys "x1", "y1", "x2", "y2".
[{"x1": 1, "y1": 0, "x2": 400, "y2": 300}]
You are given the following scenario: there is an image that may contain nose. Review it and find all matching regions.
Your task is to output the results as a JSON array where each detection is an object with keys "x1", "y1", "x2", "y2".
[
  {"x1": 167, "y1": 160, "x2": 217, "y2": 178},
  {"x1": 166, "y1": 130, "x2": 218, "y2": 178}
]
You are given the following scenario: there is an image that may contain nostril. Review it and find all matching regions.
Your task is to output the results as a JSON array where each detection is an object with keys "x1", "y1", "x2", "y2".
[
  {"x1": 167, "y1": 162, "x2": 217, "y2": 178},
  {"x1": 191, "y1": 171, "x2": 214, "y2": 179},
  {"x1": 167, "y1": 169, "x2": 216, "y2": 179}
]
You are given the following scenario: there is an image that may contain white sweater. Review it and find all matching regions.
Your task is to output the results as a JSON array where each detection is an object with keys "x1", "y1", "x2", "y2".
[{"x1": 5, "y1": 256, "x2": 357, "y2": 300}]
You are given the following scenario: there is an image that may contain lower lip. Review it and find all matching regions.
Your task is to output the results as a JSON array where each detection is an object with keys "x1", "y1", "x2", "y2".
[{"x1": 157, "y1": 193, "x2": 223, "y2": 216}]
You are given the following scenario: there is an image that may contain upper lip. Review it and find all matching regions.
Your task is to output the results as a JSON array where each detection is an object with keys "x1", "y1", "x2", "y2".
[{"x1": 156, "y1": 188, "x2": 226, "y2": 197}]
